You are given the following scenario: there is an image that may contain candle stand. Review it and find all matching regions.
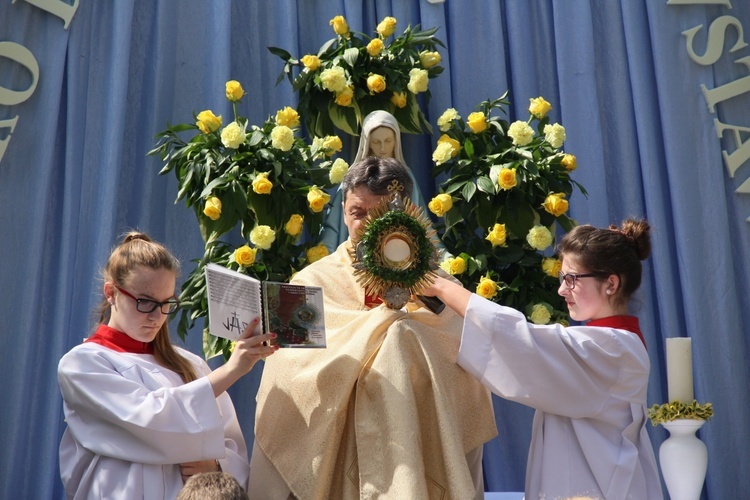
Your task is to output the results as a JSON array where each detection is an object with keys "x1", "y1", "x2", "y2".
[{"x1": 659, "y1": 419, "x2": 707, "y2": 500}]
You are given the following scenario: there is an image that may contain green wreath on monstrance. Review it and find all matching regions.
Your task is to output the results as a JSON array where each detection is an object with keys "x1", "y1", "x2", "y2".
[{"x1": 349, "y1": 180, "x2": 440, "y2": 309}]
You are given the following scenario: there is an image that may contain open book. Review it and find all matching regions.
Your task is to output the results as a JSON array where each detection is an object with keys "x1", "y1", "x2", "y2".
[{"x1": 204, "y1": 263, "x2": 326, "y2": 348}]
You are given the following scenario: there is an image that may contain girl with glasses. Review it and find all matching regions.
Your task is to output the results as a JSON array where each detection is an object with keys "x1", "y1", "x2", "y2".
[
  {"x1": 58, "y1": 232, "x2": 277, "y2": 499},
  {"x1": 422, "y1": 219, "x2": 662, "y2": 499}
]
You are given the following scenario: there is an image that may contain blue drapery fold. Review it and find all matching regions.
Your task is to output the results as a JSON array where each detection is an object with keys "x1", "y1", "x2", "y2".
[{"x1": 1, "y1": 1, "x2": 748, "y2": 498}]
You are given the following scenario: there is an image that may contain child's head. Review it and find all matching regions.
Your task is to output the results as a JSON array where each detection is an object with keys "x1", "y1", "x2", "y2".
[
  {"x1": 177, "y1": 472, "x2": 248, "y2": 500},
  {"x1": 557, "y1": 219, "x2": 651, "y2": 321}
]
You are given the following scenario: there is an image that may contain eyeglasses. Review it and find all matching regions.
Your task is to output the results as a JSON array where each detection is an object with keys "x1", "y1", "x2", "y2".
[
  {"x1": 114, "y1": 286, "x2": 180, "y2": 314},
  {"x1": 558, "y1": 272, "x2": 602, "y2": 290}
]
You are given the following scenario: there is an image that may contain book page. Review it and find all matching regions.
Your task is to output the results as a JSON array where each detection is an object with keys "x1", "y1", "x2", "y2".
[
  {"x1": 205, "y1": 263, "x2": 262, "y2": 341},
  {"x1": 263, "y1": 281, "x2": 326, "y2": 348}
]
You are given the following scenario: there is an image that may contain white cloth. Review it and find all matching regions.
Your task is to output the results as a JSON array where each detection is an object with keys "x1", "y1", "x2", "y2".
[
  {"x1": 459, "y1": 295, "x2": 663, "y2": 500},
  {"x1": 58, "y1": 343, "x2": 250, "y2": 500}
]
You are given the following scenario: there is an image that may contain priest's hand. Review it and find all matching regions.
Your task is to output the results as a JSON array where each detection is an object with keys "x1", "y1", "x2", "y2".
[{"x1": 179, "y1": 459, "x2": 220, "y2": 483}]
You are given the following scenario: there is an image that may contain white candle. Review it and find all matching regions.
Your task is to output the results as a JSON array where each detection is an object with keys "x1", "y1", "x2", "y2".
[{"x1": 666, "y1": 337, "x2": 694, "y2": 403}]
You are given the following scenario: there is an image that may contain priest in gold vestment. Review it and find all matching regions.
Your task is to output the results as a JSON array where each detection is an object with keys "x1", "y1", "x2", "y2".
[{"x1": 247, "y1": 156, "x2": 497, "y2": 499}]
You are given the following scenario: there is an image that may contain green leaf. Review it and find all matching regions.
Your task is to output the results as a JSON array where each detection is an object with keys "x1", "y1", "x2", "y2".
[{"x1": 327, "y1": 101, "x2": 359, "y2": 136}]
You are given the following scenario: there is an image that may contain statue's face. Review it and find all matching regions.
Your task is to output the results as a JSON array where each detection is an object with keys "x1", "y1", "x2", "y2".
[{"x1": 368, "y1": 126, "x2": 396, "y2": 158}]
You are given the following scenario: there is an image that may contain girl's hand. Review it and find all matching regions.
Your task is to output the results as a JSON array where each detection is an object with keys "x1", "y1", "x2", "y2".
[
  {"x1": 208, "y1": 317, "x2": 278, "y2": 396},
  {"x1": 224, "y1": 317, "x2": 278, "y2": 377}
]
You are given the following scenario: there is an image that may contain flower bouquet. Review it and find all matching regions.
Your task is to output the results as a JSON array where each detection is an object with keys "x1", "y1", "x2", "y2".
[
  {"x1": 269, "y1": 15, "x2": 445, "y2": 137},
  {"x1": 428, "y1": 93, "x2": 586, "y2": 324},
  {"x1": 149, "y1": 81, "x2": 346, "y2": 358}
]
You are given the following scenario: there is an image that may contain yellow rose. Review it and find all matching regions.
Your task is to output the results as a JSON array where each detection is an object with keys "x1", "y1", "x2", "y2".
[
  {"x1": 233, "y1": 245, "x2": 256, "y2": 266},
  {"x1": 301, "y1": 54, "x2": 321, "y2": 71},
  {"x1": 220, "y1": 121, "x2": 245, "y2": 149},
  {"x1": 203, "y1": 196, "x2": 222, "y2": 221},
  {"x1": 367, "y1": 74, "x2": 386, "y2": 94},
  {"x1": 329, "y1": 158, "x2": 349, "y2": 184},
  {"x1": 437, "y1": 134, "x2": 460, "y2": 157},
  {"x1": 528, "y1": 96, "x2": 551, "y2": 119},
  {"x1": 390, "y1": 91, "x2": 407, "y2": 108},
  {"x1": 508, "y1": 120, "x2": 535, "y2": 146},
  {"x1": 432, "y1": 142, "x2": 454, "y2": 166},
  {"x1": 542, "y1": 192, "x2": 569, "y2": 217},
  {"x1": 249, "y1": 225, "x2": 276, "y2": 250},
  {"x1": 485, "y1": 223, "x2": 507, "y2": 247},
  {"x1": 196, "y1": 110, "x2": 222, "y2": 134},
  {"x1": 320, "y1": 66, "x2": 348, "y2": 93},
  {"x1": 252, "y1": 172, "x2": 273, "y2": 195},
  {"x1": 366, "y1": 38, "x2": 385, "y2": 57},
  {"x1": 376, "y1": 16, "x2": 397, "y2": 37},
  {"x1": 544, "y1": 123, "x2": 566, "y2": 149},
  {"x1": 307, "y1": 187, "x2": 331, "y2": 213},
  {"x1": 449, "y1": 256, "x2": 467, "y2": 275},
  {"x1": 476, "y1": 277, "x2": 499, "y2": 299},
  {"x1": 284, "y1": 214, "x2": 304, "y2": 237},
  {"x1": 270, "y1": 125, "x2": 294, "y2": 151},
  {"x1": 497, "y1": 168, "x2": 517, "y2": 190},
  {"x1": 467, "y1": 112, "x2": 488, "y2": 133},
  {"x1": 322, "y1": 135, "x2": 343, "y2": 154},
  {"x1": 225, "y1": 80, "x2": 245, "y2": 102},
  {"x1": 306, "y1": 244, "x2": 329, "y2": 263},
  {"x1": 526, "y1": 225, "x2": 553, "y2": 251},
  {"x1": 330, "y1": 15, "x2": 350, "y2": 37},
  {"x1": 440, "y1": 257, "x2": 466, "y2": 275},
  {"x1": 561, "y1": 153, "x2": 577, "y2": 171},
  {"x1": 335, "y1": 86, "x2": 354, "y2": 107},
  {"x1": 542, "y1": 257, "x2": 562, "y2": 278},
  {"x1": 437, "y1": 108, "x2": 460, "y2": 132},
  {"x1": 275, "y1": 106, "x2": 300, "y2": 128},
  {"x1": 407, "y1": 68, "x2": 428, "y2": 94},
  {"x1": 428, "y1": 193, "x2": 453, "y2": 217},
  {"x1": 419, "y1": 51, "x2": 441, "y2": 69},
  {"x1": 529, "y1": 303, "x2": 552, "y2": 325}
]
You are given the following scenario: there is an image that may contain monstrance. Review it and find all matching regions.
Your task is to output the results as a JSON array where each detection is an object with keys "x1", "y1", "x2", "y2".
[{"x1": 349, "y1": 181, "x2": 444, "y2": 313}]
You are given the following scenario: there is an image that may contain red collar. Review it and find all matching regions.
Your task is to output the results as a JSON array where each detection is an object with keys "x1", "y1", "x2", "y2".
[
  {"x1": 84, "y1": 324, "x2": 155, "y2": 354},
  {"x1": 585, "y1": 315, "x2": 645, "y2": 348}
]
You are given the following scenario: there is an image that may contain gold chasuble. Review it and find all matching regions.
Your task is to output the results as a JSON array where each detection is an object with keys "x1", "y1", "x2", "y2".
[{"x1": 253, "y1": 242, "x2": 497, "y2": 499}]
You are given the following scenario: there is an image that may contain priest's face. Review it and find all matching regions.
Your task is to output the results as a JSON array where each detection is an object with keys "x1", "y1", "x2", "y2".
[
  {"x1": 343, "y1": 185, "x2": 388, "y2": 238},
  {"x1": 368, "y1": 126, "x2": 396, "y2": 158},
  {"x1": 104, "y1": 265, "x2": 177, "y2": 343}
]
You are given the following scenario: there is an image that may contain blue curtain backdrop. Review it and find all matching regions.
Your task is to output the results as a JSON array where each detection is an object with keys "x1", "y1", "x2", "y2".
[{"x1": 1, "y1": 1, "x2": 749, "y2": 498}]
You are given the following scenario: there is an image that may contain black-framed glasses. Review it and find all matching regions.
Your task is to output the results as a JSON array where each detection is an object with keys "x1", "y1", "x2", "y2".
[
  {"x1": 558, "y1": 272, "x2": 603, "y2": 290},
  {"x1": 114, "y1": 286, "x2": 180, "y2": 314}
]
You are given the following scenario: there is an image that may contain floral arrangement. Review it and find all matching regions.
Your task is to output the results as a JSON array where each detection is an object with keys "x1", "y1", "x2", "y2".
[
  {"x1": 428, "y1": 93, "x2": 586, "y2": 325},
  {"x1": 269, "y1": 15, "x2": 445, "y2": 137},
  {"x1": 149, "y1": 80, "x2": 345, "y2": 358},
  {"x1": 648, "y1": 400, "x2": 714, "y2": 426}
]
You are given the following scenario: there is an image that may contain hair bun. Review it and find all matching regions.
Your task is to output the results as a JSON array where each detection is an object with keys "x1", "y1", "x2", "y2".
[
  {"x1": 617, "y1": 219, "x2": 651, "y2": 260},
  {"x1": 122, "y1": 231, "x2": 152, "y2": 244}
]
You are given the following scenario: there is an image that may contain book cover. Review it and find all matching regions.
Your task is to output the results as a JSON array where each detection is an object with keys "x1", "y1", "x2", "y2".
[{"x1": 204, "y1": 263, "x2": 326, "y2": 348}]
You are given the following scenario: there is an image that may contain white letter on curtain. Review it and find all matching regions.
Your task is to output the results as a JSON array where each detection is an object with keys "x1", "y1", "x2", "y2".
[
  {"x1": 0, "y1": 42, "x2": 40, "y2": 105},
  {"x1": 12, "y1": 0, "x2": 80, "y2": 29},
  {"x1": 683, "y1": 16, "x2": 747, "y2": 66},
  {"x1": 0, "y1": 116, "x2": 19, "y2": 164}
]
